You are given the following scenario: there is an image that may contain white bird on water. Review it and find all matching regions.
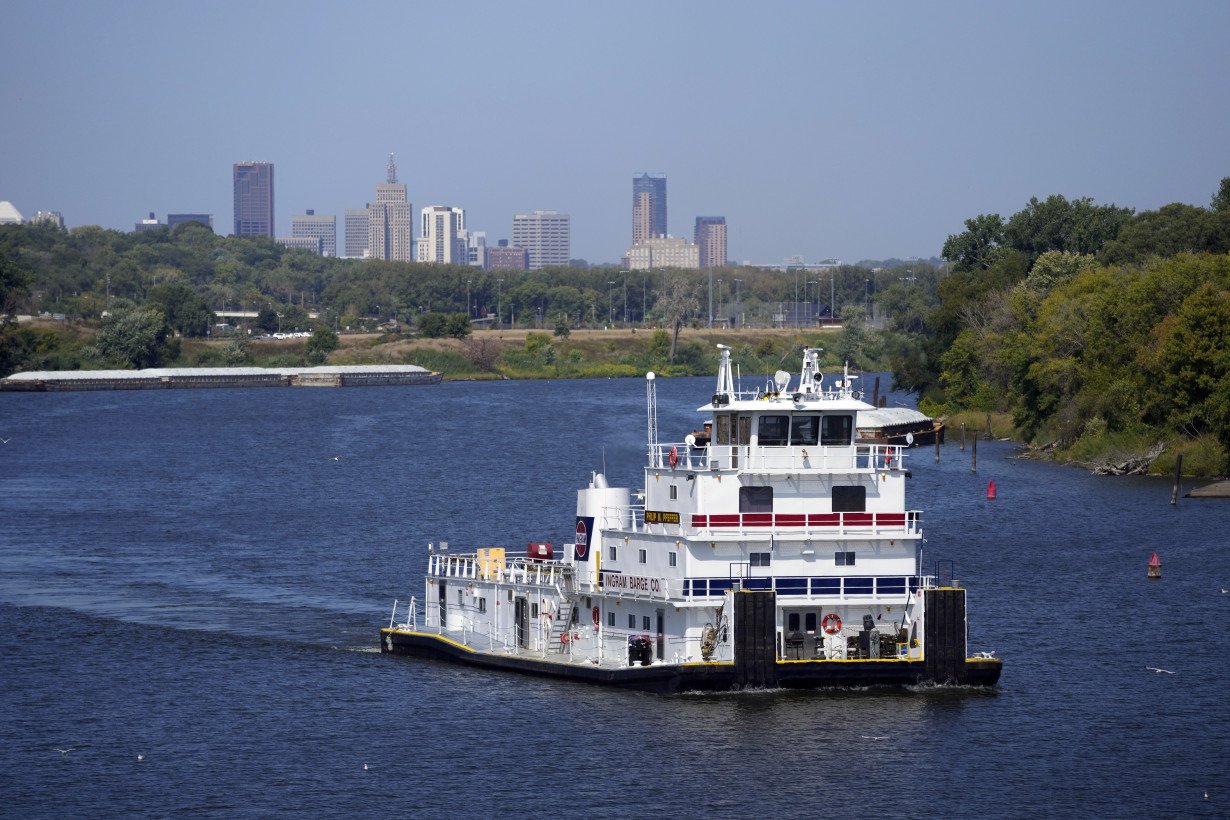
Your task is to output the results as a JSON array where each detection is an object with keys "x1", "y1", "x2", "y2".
[
  {"x1": 137, "y1": 754, "x2": 145, "y2": 762},
  {"x1": 1146, "y1": 667, "x2": 1176, "y2": 674},
  {"x1": 55, "y1": 747, "x2": 76, "y2": 756},
  {"x1": 363, "y1": 763, "x2": 369, "y2": 771},
  {"x1": 0, "y1": 437, "x2": 10, "y2": 444},
  {"x1": 860, "y1": 735, "x2": 890, "y2": 741}
]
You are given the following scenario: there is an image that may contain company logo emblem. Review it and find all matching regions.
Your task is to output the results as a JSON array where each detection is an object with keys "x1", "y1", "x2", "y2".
[{"x1": 575, "y1": 518, "x2": 590, "y2": 560}]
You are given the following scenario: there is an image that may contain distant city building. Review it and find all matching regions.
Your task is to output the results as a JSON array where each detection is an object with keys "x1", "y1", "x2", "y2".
[
  {"x1": 632, "y1": 173, "x2": 667, "y2": 245},
  {"x1": 344, "y1": 208, "x2": 369, "y2": 258},
  {"x1": 512, "y1": 210, "x2": 570, "y2": 270},
  {"x1": 168, "y1": 213, "x2": 214, "y2": 231},
  {"x1": 276, "y1": 235, "x2": 322, "y2": 253},
  {"x1": 0, "y1": 201, "x2": 25, "y2": 225},
  {"x1": 134, "y1": 211, "x2": 163, "y2": 232},
  {"x1": 291, "y1": 209, "x2": 336, "y2": 257},
  {"x1": 626, "y1": 236, "x2": 700, "y2": 270},
  {"x1": 416, "y1": 205, "x2": 467, "y2": 264},
  {"x1": 31, "y1": 210, "x2": 64, "y2": 228},
  {"x1": 466, "y1": 231, "x2": 487, "y2": 268},
  {"x1": 487, "y1": 243, "x2": 529, "y2": 271},
  {"x1": 233, "y1": 162, "x2": 275, "y2": 238},
  {"x1": 367, "y1": 154, "x2": 413, "y2": 261},
  {"x1": 694, "y1": 216, "x2": 727, "y2": 269}
]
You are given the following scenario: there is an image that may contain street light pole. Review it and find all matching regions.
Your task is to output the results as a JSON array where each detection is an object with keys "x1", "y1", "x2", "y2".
[
  {"x1": 707, "y1": 270, "x2": 713, "y2": 328},
  {"x1": 497, "y1": 279, "x2": 504, "y2": 329},
  {"x1": 623, "y1": 278, "x2": 627, "y2": 324},
  {"x1": 733, "y1": 278, "x2": 742, "y2": 328},
  {"x1": 608, "y1": 281, "x2": 616, "y2": 325}
]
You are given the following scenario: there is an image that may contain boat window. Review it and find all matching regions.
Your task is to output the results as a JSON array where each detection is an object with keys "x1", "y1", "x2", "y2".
[
  {"x1": 715, "y1": 413, "x2": 732, "y2": 445},
  {"x1": 478, "y1": 598, "x2": 487, "y2": 613},
  {"x1": 821, "y1": 414, "x2": 853, "y2": 446},
  {"x1": 608, "y1": 611, "x2": 615, "y2": 627},
  {"x1": 737, "y1": 415, "x2": 752, "y2": 445},
  {"x1": 805, "y1": 612, "x2": 817, "y2": 632},
  {"x1": 610, "y1": 545, "x2": 618, "y2": 561},
  {"x1": 832, "y1": 485, "x2": 866, "y2": 512},
  {"x1": 669, "y1": 551, "x2": 677, "y2": 567},
  {"x1": 750, "y1": 552, "x2": 771, "y2": 566},
  {"x1": 531, "y1": 602, "x2": 539, "y2": 617},
  {"x1": 457, "y1": 590, "x2": 464, "y2": 605},
  {"x1": 739, "y1": 486, "x2": 773, "y2": 513},
  {"x1": 834, "y1": 551, "x2": 856, "y2": 566},
  {"x1": 638, "y1": 549, "x2": 647, "y2": 564},
  {"x1": 628, "y1": 614, "x2": 636, "y2": 629},
  {"x1": 670, "y1": 484, "x2": 677, "y2": 500},
  {"x1": 758, "y1": 415, "x2": 790, "y2": 446},
  {"x1": 788, "y1": 612, "x2": 800, "y2": 632},
  {"x1": 790, "y1": 414, "x2": 820, "y2": 446},
  {"x1": 643, "y1": 616, "x2": 651, "y2": 630}
]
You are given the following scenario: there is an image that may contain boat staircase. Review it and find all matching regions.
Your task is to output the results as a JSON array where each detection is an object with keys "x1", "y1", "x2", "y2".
[{"x1": 548, "y1": 598, "x2": 575, "y2": 653}]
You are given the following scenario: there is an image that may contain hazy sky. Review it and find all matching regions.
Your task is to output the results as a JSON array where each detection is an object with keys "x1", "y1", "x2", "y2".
[{"x1": 3, "y1": 1, "x2": 1228, "y2": 264}]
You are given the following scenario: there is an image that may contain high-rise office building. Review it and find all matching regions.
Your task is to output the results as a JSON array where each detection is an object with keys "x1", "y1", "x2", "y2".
[
  {"x1": 292, "y1": 209, "x2": 336, "y2": 257},
  {"x1": 344, "y1": 208, "x2": 369, "y2": 258},
  {"x1": 487, "y1": 243, "x2": 528, "y2": 271},
  {"x1": 512, "y1": 210, "x2": 570, "y2": 270},
  {"x1": 632, "y1": 173, "x2": 667, "y2": 245},
  {"x1": 233, "y1": 162, "x2": 274, "y2": 237},
  {"x1": 367, "y1": 154, "x2": 413, "y2": 261},
  {"x1": 694, "y1": 216, "x2": 727, "y2": 269},
  {"x1": 625, "y1": 236, "x2": 700, "y2": 270},
  {"x1": 277, "y1": 236, "x2": 322, "y2": 253},
  {"x1": 416, "y1": 206, "x2": 468, "y2": 264},
  {"x1": 31, "y1": 210, "x2": 64, "y2": 228}
]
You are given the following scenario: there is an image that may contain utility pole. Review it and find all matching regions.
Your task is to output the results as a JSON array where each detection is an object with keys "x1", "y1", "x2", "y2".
[
  {"x1": 497, "y1": 279, "x2": 504, "y2": 329},
  {"x1": 623, "y1": 278, "x2": 627, "y2": 324},
  {"x1": 608, "y1": 281, "x2": 616, "y2": 325},
  {"x1": 707, "y1": 270, "x2": 713, "y2": 328}
]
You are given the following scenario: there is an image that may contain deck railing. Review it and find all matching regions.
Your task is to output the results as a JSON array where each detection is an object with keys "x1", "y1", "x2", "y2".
[
  {"x1": 649, "y1": 442, "x2": 905, "y2": 473},
  {"x1": 427, "y1": 553, "x2": 574, "y2": 587}
]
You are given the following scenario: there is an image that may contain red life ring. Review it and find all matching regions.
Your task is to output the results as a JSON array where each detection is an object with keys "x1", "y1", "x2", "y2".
[
  {"x1": 592, "y1": 606, "x2": 601, "y2": 627},
  {"x1": 561, "y1": 631, "x2": 571, "y2": 644},
  {"x1": 822, "y1": 613, "x2": 842, "y2": 635},
  {"x1": 885, "y1": 451, "x2": 893, "y2": 467},
  {"x1": 669, "y1": 446, "x2": 679, "y2": 467}
]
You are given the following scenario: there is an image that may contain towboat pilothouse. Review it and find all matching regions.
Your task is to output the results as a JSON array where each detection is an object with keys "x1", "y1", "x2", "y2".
[{"x1": 380, "y1": 347, "x2": 1002, "y2": 693}]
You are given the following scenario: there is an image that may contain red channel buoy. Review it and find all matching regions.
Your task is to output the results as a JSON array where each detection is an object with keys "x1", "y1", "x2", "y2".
[
  {"x1": 1148, "y1": 552, "x2": 1161, "y2": 579},
  {"x1": 986, "y1": 480, "x2": 997, "y2": 500}
]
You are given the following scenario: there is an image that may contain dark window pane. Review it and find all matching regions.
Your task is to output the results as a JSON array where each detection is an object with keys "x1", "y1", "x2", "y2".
[
  {"x1": 821, "y1": 414, "x2": 853, "y2": 445},
  {"x1": 740, "y1": 486, "x2": 773, "y2": 513},
  {"x1": 790, "y1": 414, "x2": 819, "y2": 446},
  {"x1": 758, "y1": 415, "x2": 790, "y2": 446},
  {"x1": 805, "y1": 612, "x2": 817, "y2": 632},
  {"x1": 832, "y1": 485, "x2": 866, "y2": 512}
]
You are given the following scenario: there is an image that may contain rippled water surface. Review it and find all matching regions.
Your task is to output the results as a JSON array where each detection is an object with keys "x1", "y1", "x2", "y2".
[{"x1": 2, "y1": 376, "x2": 1228, "y2": 817}]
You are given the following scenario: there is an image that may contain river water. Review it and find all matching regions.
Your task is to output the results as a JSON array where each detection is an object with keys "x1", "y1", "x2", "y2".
[{"x1": 1, "y1": 375, "x2": 1227, "y2": 817}]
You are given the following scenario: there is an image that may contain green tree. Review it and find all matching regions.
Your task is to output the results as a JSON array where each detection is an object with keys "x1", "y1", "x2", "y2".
[
  {"x1": 1211, "y1": 176, "x2": 1230, "y2": 212},
  {"x1": 942, "y1": 213, "x2": 1005, "y2": 272},
  {"x1": 255, "y1": 306, "x2": 279, "y2": 332},
  {"x1": 553, "y1": 315, "x2": 571, "y2": 338},
  {"x1": 90, "y1": 307, "x2": 171, "y2": 368},
  {"x1": 445, "y1": 312, "x2": 472, "y2": 339},
  {"x1": 417, "y1": 312, "x2": 448, "y2": 338},
  {"x1": 148, "y1": 280, "x2": 214, "y2": 337},
  {"x1": 0, "y1": 249, "x2": 31, "y2": 316},
  {"x1": 835, "y1": 305, "x2": 867, "y2": 364},
  {"x1": 305, "y1": 327, "x2": 339, "y2": 364},
  {"x1": 655, "y1": 275, "x2": 699, "y2": 363}
]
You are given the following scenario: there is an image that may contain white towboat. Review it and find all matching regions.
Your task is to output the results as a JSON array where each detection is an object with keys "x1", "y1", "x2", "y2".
[{"x1": 380, "y1": 346, "x2": 1001, "y2": 693}]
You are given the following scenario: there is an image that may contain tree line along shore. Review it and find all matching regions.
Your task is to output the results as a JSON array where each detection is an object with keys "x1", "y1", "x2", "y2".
[{"x1": 2, "y1": 176, "x2": 1229, "y2": 476}]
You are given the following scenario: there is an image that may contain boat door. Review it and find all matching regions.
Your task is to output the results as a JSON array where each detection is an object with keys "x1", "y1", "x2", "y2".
[
  {"x1": 656, "y1": 608, "x2": 666, "y2": 660},
  {"x1": 438, "y1": 581, "x2": 446, "y2": 628},
  {"x1": 514, "y1": 597, "x2": 529, "y2": 648}
]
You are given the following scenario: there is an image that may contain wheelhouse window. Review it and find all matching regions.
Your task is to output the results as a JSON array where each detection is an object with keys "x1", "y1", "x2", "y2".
[
  {"x1": 835, "y1": 551, "x2": 856, "y2": 566},
  {"x1": 739, "y1": 486, "x2": 773, "y2": 513},
  {"x1": 750, "y1": 552, "x2": 771, "y2": 567},
  {"x1": 669, "y1": 484, "x2": 677, "y2": 500},
  {"x1": 821, "y1": 414, "x2": 853, "y2": 446},
  {"x1": 790, "y1": 414, "x2": 820, "y2": 446},
  {"x1": 610, "y1": 545, "x2": 618, "y2": 562},
  {"x1": 758, "y1": 415, "x2": 790, "y2": 446},
  {"x1": 832, "y1": 485, "x2": 867, "y2": 513}
]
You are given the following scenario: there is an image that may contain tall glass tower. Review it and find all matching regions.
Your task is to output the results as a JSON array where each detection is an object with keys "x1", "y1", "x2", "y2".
[
  {"x1": 632, "y1": 173, "x2": 667, "y2": 244},
  {"x1": 233, "y1": 162, "x2": 274, "y2": 238}
]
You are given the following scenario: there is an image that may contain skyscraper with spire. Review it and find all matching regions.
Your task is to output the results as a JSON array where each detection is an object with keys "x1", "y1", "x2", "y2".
[{"x1": 367, "y1": 154, "x2": 413, "y2": 261}]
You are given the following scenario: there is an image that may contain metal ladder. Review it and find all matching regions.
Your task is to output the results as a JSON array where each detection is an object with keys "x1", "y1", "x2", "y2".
[{"x1": 547, "y1": 598, "x2": 575, "y2": 653}]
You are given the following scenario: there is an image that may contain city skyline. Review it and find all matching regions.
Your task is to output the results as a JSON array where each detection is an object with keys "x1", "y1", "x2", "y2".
[{"x1": 3, "y1": 3, "x2": 1228, "y2": 264}]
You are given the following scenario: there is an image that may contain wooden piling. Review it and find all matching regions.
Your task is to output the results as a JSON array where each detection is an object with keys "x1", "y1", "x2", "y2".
[
  {"x1": 960, "y1": 422, "x2": 966, "y2": 451},
  {"x1": 1170, "y1": 454, "x2": 1183, "y2": 506},
  {"x1": 971, "y1": 435, "x2": 977, "y2": 473},
  {"x1": 985, "y1": 413, "x2": 992, "y2": 440},
  {"x1": 935, "y1": 432, "x2": 941, "y2": 463},
  {"x1": 872, "y1": 376, "x2": 880, "y2": 407}
]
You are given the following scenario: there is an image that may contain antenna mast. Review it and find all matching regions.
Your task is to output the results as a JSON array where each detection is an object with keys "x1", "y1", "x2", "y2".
[
  {"x1": 386, "y1": 153, "x2": 397, "y2": 183},
  {"x1": 646, "y1": 372, "x2": 659, "y2": 468}
]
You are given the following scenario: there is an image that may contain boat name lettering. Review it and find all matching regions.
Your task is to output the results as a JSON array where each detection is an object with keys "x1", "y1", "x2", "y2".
[
  {"x1": 644, "y1": 510, "x2": 680, "y2": 525},
  {"x1": 602, "y1": 572, "x2": 662, "y2": 593}
]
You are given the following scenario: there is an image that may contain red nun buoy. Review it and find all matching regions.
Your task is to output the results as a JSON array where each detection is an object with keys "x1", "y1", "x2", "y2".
[
  {"x1": 1147, "y1": 552, "x2": 1161, "y2": 579},
  {"x1": 986, "y1": 480, "x2": 997, "y2": 500}
]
